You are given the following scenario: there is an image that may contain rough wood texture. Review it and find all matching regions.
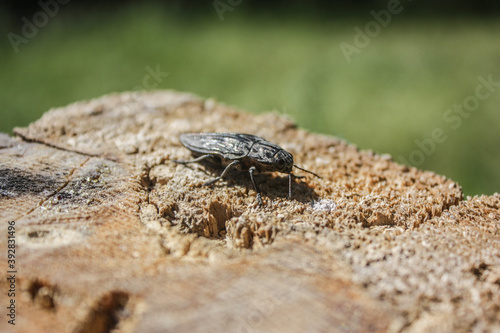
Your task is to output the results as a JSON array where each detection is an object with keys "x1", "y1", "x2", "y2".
[{"x1": 1, "y1": 91, "x2": 499, "y2": 333}]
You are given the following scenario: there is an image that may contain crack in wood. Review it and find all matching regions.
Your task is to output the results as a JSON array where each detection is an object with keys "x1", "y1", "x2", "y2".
[
  {"x1": 13, "y1": 130, "x2": 118, "y2": 161},
  {"x1": 20, "y1": 157, "x2": 92, "y2": 220}
]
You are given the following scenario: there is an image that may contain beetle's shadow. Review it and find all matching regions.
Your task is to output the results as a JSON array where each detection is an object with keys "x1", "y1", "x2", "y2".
[{"x1": 184, "y1": 158, "x2": 320, "y2": 204}]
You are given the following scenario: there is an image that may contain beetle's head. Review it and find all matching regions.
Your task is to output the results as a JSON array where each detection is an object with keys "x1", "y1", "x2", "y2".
[{"x1": 274, "y1": 149, "x2": 294, "y2": 174}]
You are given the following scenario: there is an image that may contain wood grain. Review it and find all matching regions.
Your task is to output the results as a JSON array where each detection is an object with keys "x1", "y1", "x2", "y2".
[{"x1": 1, "y1": 91, "x2": 498, "y2": 333}]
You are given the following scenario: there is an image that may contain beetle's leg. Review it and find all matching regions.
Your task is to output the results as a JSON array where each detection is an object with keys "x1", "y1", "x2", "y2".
[
  {"x1": 172, "y1": 154, "x2": 212, "y2": 164},
  {"x1": 203, "y1": 160, "x2": 240, "y2": 186},
  {"x1": 288, "y1": 173, "x2": 304, "y2": 198},
  {"x1": 249, "y1": 166, "x2": 263, "y2": 206}
]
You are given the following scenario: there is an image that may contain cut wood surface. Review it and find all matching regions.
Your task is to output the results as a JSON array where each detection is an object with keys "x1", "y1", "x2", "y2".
[{"x1": 0, "y1": 90, "x2": 499, "y2": 333}]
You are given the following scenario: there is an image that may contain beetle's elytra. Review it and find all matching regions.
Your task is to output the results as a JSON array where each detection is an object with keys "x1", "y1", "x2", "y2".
[{"x1": 173, "y1": 133, "x2": 320, "y2": 205}]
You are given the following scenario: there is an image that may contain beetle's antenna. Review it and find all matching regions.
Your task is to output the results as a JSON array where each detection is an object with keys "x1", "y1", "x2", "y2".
[{"x1": 293, "y1": 165, "x2": 321, "y2": 178}]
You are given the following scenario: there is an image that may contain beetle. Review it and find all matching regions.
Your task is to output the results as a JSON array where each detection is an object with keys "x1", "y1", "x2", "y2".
[{"x1": 172, "y1": 133, "x2": 320, "y2": 205}]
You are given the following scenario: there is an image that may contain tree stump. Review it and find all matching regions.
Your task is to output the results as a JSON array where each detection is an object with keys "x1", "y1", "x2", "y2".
[{"x1": 1, "y1": 91, "x2": 499, "y2": 333}]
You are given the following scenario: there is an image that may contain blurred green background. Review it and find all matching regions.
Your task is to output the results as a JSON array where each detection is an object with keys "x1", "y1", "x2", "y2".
[{"x1": 1, "y1": 1, "x2": 499, "y2": 196}]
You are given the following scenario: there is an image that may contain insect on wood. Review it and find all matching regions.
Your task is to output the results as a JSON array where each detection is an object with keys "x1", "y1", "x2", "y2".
[{"x1": 172, "y1": 133, "x2": 321, "y2": 205}]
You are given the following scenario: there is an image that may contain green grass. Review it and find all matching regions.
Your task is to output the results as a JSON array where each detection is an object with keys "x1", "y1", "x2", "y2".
[{"x1": 1, "y1": 4, "x2": 499, "y2": 196}]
